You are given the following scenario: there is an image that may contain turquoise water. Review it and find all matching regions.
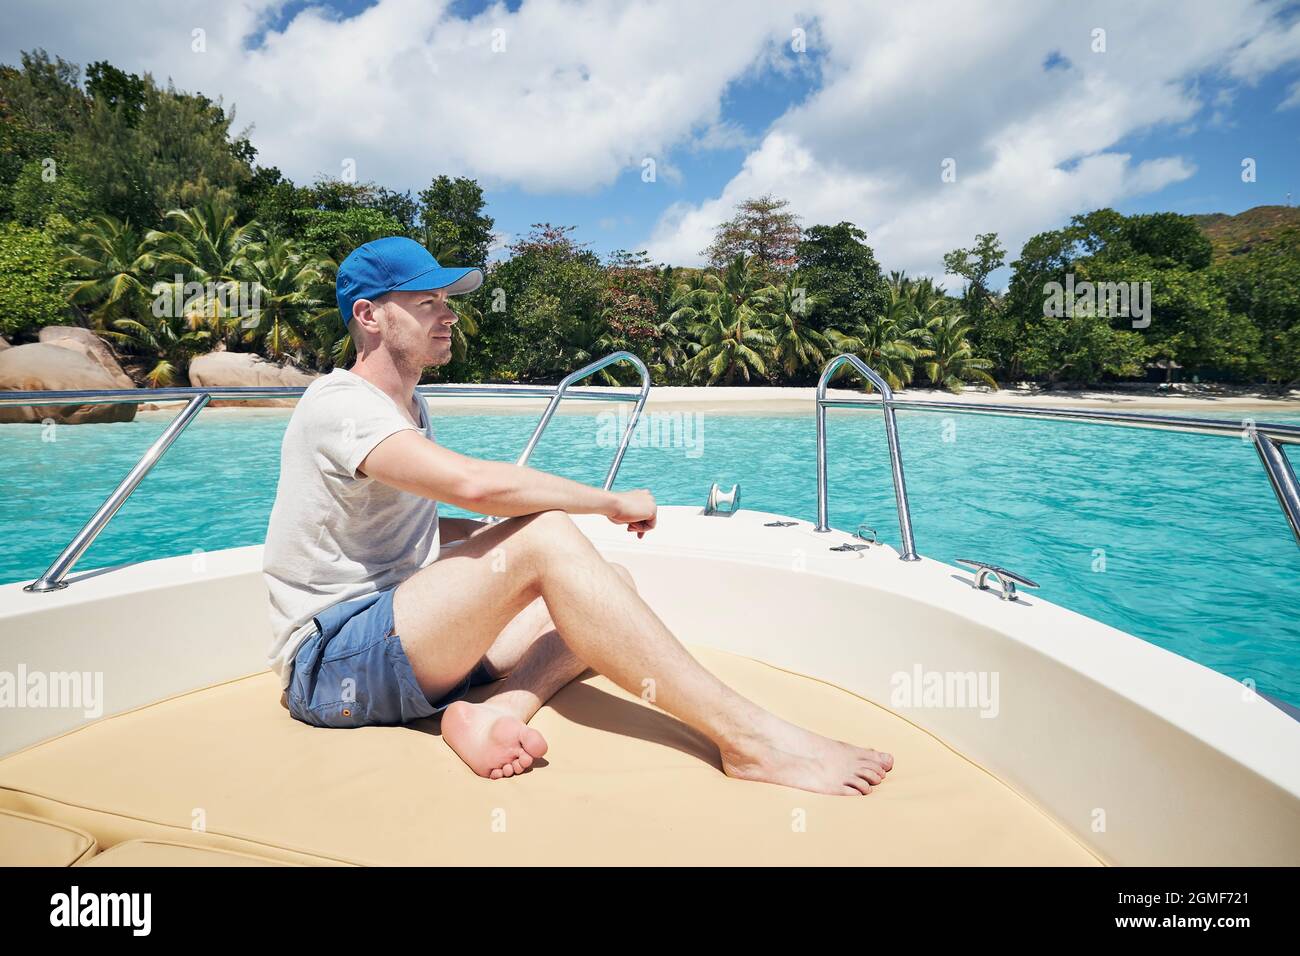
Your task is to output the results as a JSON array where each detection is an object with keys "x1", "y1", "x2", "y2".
[{"x1": 2, "y1": 404, "x2": 1298, "y2": 706}]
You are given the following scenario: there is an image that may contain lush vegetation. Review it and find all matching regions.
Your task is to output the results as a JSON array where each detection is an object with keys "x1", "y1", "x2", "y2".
[{"x1": 2, "y1": 51, "x2": 1297, "y2": 391}]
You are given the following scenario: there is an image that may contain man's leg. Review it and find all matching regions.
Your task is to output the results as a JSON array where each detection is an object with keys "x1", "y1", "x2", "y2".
[
  {"x1": 449, "y1": 630, "x2": 582, "y2": 778},
  {"x1": 452, "y1": 564, "x2": 635, "y2": 778},
  {"x1": 393, "y1": 510, "x2": 892, "y2": 795},
  {"x1": 472, "y1": 596, "x2": 559, "y2": 682},
  {"x1": 474, "y1": 562, "x2": 634, "y2": 684}
]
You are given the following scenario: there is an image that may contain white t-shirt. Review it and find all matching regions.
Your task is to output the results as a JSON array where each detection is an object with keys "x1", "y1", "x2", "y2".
[{"x1": 262, "y1": 368, "x2": 440, "y2": 689}]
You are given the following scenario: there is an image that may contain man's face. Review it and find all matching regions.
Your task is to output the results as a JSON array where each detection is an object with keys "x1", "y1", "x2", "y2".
[{"x1": 369, "y1": 288, "x2": 458, "y2": 371}]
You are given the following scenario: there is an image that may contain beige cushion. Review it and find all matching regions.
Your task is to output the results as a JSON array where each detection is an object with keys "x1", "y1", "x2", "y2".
[
  {"x1": 0, "y1": 646, "x2": 1099, "y2": 865},
  {"x1": 0, "y1": 808, "x2": 97, "y2": 866},
  {"x1": 81, "y1": 840, "x2": 291, "y2": 867}
]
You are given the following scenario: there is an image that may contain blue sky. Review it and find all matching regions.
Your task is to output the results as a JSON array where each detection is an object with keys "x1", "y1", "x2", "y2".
[
  {"x1": 1114, "y1": 70, "x2": 1298, "y2": 215},
  {"x1": 484, "y1": 59, "x2": 821, "y2": 262},
  {"x1": 3, "y1": 0, "x2": 1299, "y2": 284}
]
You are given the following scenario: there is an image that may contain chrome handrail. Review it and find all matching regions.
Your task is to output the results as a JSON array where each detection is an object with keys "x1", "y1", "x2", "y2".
[
  {"x1": 0, "y1": 383, "x2": 647, "y2": 407},
  {"x1": 816, "y1": 354, "x2": 920, "y2": 560},
  {"x1": 1253, "y1": 429, "x2": 1300, "y2": 546},
  {"x1": 818, "y1": 395, "x2": 1300, "y2": 445},
  {"x1": 514, "y1": 351, "x2": 651, "y2": 490},
  {"x1": 815, "y1": 353, "x2": 1300, "y2": 554},
  {"x1": 7, "y1": 354, "x2": 650, "y2": 592},
  {"x1": 23, "y1": 394, "x2": 210, "y2": 592}
]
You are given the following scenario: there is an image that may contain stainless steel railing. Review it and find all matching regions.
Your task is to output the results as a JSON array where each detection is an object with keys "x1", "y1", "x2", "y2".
[
  {"x1": 815, "y1": 354, "x2": 1300, "y2": 557},
  {"x1": 484, "y1": 351, "x2": 650, "y2": 525},
  {"x1": 2, "y1": 355, "x2": 651, "y2": 592},
  {"x1": 514, "y1": 351, "x2": 650, "y2": 490},
  {"x1": 816, "y1": 355, "x2": 920, "y2": 560}
]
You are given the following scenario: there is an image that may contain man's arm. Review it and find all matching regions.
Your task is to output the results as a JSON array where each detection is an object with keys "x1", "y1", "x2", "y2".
[{"x1": 358, "y1": 430, "x2": 656, "y2": 534}]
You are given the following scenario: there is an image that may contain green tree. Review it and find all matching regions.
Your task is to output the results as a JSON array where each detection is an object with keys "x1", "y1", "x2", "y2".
[
  {"x1": 419, "y1": 175, "x2": 495, "y2": 267},
  {"x1": 1212, "y1": 225, "x2": 1300, "y2": 385},
  {"x1": 942, "y1": 232, "x2": 1005, "y2": 328},
  {"x1": 672, "y1": 254, "x2": 775, "y2": 385},
  {"x1": 102, "y1": 311, "x2": 211, "y2": 387},
  {"x1": 235, "y1": 165, "x2": 305, "y2": 236},
  {"x1": 303, "y1": 179, "x2": 417, "y2": 229},
  {"x1": 297, "y1": 206, "x2": 405, "y2": 265},
  {"x1": 483, "y1": 224, "x2": 604, "y2": 380},
  {"x1": 826, "y1": 272, "x2": 928, "y2": 390},
  {"x1": 0, "y1": 51, "x2": 89, "y2": 222},
  {"x1": 1122, "y1": 212, "x2": 1213, "y2": 270},
  {"x1": 8, "y1": 156, "x2": 91, "y2": 226},
  {"x1": 556, "y1": 313, "x2": 625, "y2": 384},
  {"x1": 84, "y1": 61, "x2": 146, "y2": 124},
  {"x1": 921, "y1": 313, "x2": 997, "y2": 392},
  {"x1": 763, "y1": 272, "x2": 830, "y2": 380},
  {"x1": 995, "y1": 210, "x2": 1232, "y2": 384},
  {"x1": 1016, "y1": 313, "x2": 1149, "y2": 384},
  {"x1": 67, "y1": 78, "x2": 252, "y2": 226},
  {"x1": 795, "y1": 222, "x2": 889, "y2": 334},
  {"x1": 447, "y1": 298, "x2": 481, "y2": 366},
  {"x1": 145, "y1": 201, "x2": 259, "y2": 347},
  {"x1": 237, "y1": 236, "x2": 332, "y2": 361},
  {"x1": 0, "y1": 221, "x2": 73, "y2": 338},
  {"x1": 61, "y1": 214, "x2": 153, "y2": 330}
]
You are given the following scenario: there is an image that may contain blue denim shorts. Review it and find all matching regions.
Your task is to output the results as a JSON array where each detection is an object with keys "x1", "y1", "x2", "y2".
[{"x1": 287, "y1": 587, "x2": 474, "y2": 729}]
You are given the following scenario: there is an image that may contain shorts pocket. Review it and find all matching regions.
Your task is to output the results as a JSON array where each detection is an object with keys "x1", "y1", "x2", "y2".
[{"x1": 304, "y1": 698, "x2": 367, "y2": 729}]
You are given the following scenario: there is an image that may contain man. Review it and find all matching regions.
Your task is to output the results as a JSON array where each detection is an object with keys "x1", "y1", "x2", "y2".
[{"x1": 262, "y1": 236, "x2": 892, "y2": 795}]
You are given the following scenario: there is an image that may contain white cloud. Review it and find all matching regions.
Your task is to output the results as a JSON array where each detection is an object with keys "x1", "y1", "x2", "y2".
[
  {"x1": 4, "y1": 0, "x2": 1298, "y2": 277},
  {"x1": 689, "y1": 119, "x2": 758, "y2": 153},
  {"x1": 1225, "y1": 8, "x2": 1300, "y2": 81},
  {"x1": 644, "y1": 0, "x2": 1297, "y2": 278},
  {"x1": 0, "y1": 0, "x2": 793, "y2": 192}
]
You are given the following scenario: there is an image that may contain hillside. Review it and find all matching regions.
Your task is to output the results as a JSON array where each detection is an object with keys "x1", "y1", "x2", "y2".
[{"x1": 1193, "y1": 204, "x2": 1300, "y2": 261}]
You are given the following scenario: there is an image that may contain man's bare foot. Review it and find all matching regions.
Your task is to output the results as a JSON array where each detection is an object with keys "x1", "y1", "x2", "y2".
[
  {"x1": 720, "y1": 715, "x2": 893, "y2": 796},
  {"x1": 441, "y1": 700, "x2": 548, "y2": 779}
]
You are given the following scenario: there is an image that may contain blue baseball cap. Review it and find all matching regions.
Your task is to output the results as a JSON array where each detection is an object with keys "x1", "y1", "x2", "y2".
[{"x1": 335, "y1": 236, "x2": 484, "y2": 329}]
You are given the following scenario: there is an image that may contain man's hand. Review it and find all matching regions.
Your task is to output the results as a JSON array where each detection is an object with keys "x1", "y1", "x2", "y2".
[{"x1": 607, "y1": 489, "x2": 657, "y2": 538}]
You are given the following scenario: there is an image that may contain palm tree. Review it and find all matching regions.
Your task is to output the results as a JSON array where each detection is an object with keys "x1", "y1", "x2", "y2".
[
  {"x1": 101, "y1": 313, "x2": 212, "y2": 387},
  {"x1": 61, "y1": 215, "x2": 154, "y2": 330},
  {"x1": 237, "y1": 237, "x2": 332, "y2": 361},
  {"x1": 648, "y1": 312, "x2": 690, "y2": 383},
  {"x1": 716, "y1": 252, "x2": 770, "y2": 308},
  {"x1": 826, "y1": 272, "x2": 928, "y2": 391},
  {"x1": 906, "y1": 276, "x2": 953, "y2": 332},
  {"x1": 561, "y1": 313, "x2": 624, "y2": 384},
  {"x1": 763, "y1": 272, "x2": 831, "y2": 380},
  {"x1": 145, "y1": 201, "x2": 260, "y2": 347},
  {"x1": 448, "y1": 297, "x2": 480, "y2": 365},
  {"x1": 826, "y1": 328, "x2": 922, "y2": 391},
  {"x1": 648, "y1": 272, "x2": 713, "y2": 383},
  {"x1": 682, "y1": 297, "x2": 775, "y2": 385},
  {"x1": 672, "y1": 256, "x2": 775, "y2": 385},
  {"x1": 922, "y1": 313, "x2": 997, "y2": 392},
  {"x1": 328, "y1": 325, "x2": 354, "y2": 370}
]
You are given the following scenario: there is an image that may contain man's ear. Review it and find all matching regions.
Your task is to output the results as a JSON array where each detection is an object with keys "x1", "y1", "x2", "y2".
[{"x1": 352, "y1": 298, "x2": 380, "y2": 332}]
